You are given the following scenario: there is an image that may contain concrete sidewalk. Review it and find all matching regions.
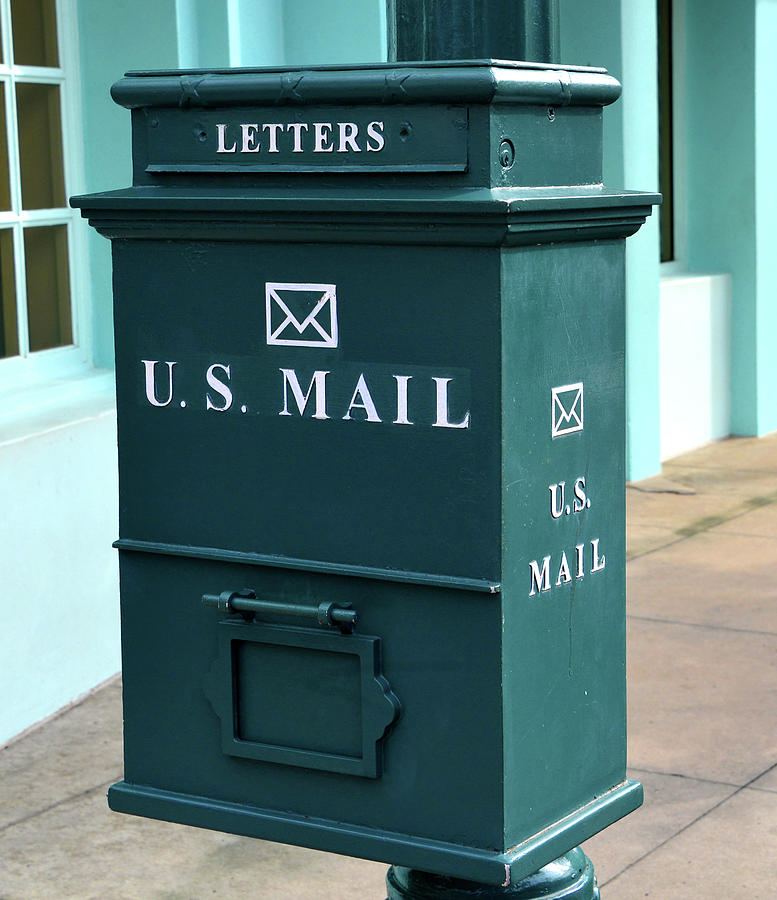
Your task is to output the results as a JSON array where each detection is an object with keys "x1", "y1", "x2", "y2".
[{"x1": 2, "y1": 435, "x2": 776, "y2": 899}]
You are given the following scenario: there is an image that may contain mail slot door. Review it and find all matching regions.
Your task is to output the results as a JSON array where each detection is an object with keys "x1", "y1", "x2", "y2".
[{"x1": 112, "y1": 551, "x2": 508, "y2": 861}]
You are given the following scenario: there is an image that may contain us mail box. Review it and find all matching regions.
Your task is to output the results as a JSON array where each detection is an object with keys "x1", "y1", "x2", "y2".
[{"x1": 73, "y1": 62, "x2": 657, "y2": 887}]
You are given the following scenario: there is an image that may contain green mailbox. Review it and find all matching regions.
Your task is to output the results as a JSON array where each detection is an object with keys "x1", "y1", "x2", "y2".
[{"x1": 74, "y1": 57, "x2": 656, "y2": 892}]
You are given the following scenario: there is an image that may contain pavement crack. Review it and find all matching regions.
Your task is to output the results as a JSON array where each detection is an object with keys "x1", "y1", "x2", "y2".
[
  {"x1": 600, "y1": 763, "x2": 777, "y2": 888},
  {"x1": 626, "y1": 614, "x2": 777, "y2": 637},
  {"x1": 626, "y1": 534, "x2": 689, "y2": 562},
  {"x1": 626, "y1": 766, "x2": 743, "y2": 789},
  {"x1": 626, "y1": 490, "x2": 777, "y2": 560},
  {"x1": 0, "y1": 777, "x2": 119, "y2": 835},
  {"x1": 628, "y1": 486, "x2": 696, "y2": 496},
  {"x1": 750, "y1": 783, "x2": 777, "y2": 795}
]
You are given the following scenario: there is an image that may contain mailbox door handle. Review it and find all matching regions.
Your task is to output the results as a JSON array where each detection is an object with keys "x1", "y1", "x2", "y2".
[{"x1": 202, "y1": 589, "x2": 357, "y2": 634}]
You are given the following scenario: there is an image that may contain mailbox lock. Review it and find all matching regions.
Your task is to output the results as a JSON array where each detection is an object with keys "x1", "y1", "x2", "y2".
[
  {"x1": 498, "y1": 139, "x2": 515, "y2": 169},
  {"x1": 201, "y1": 589, "x2": 357, "y2": 634}
]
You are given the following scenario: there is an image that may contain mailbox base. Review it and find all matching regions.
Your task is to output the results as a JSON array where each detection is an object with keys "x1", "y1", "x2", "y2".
[
  {"x1": 108, "y1": 779, "x2": 639, "y2": 886},
  {"x1": 386, "y1": 848, "x2": 598, "y2": 899}
]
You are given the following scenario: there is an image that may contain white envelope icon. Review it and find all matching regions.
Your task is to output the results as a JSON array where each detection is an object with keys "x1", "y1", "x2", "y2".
[
  {"x1": 551, "y1": 382, "x2": 584, "y2": 437},
  {"x1": 265, "y1": 282, "x2": 338, "y2": 348}
]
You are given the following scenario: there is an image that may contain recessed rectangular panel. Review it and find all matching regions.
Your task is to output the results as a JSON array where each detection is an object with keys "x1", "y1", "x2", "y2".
[
  {"x1": 207, "y1": 619, "x2": 400, "y2": 778},
  {"x1": 235, "y1": 641, "x2": 362, "y2": 757},
  {"x1": 144, "y1": 105, "x2": 468, "y2": 173}
]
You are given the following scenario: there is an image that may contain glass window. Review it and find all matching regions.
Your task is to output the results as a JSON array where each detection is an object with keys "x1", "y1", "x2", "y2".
[
  {"x1": 0, "y1": 0, "x2": 76, "y2": 361},
  {"x1": 0, "y1": 228, "x2": 17, "y2": 358},
  {"x1": 10, "y1": 0, "x2": 58, "y2": 68},
  {"x1": 25, "y1": 224, "x2": 71, "y2": 352},
  {"x1": 16, "y1": 82, "x2": 66, "y2": 209},
  {"x1": 0, "y1": 90, "x2": 11, "y2": 210}
]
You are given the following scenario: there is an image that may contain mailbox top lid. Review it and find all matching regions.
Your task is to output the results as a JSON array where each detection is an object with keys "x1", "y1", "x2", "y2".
[{"x1": 111, "y1": 59, "x2": 621, "y2": 111}]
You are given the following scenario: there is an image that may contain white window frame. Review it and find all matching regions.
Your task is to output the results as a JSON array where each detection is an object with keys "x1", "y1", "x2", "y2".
[{"x1": 0, "y1": 0, "x2": 92, "y2": 393}]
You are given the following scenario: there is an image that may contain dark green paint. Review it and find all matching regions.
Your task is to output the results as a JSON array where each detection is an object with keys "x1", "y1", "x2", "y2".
[
  {"x1": 110, "y1": 64, "x2": 619, "y2": 191},
  {"x1": 500, "y1": 240, "x2": 628, "y2": 845},
  {"x1": 111, "y1": 63, "x2": 619, "y2": 108},
  {"x1": 112, "y1": 555, "x2": 507, "y2": 859},
  {"x1": 110, "y1": 238, "x2": 501, "y2": 581},
  {"x1": 72, "y1": 60, "x2": 657, "y2": 887}
]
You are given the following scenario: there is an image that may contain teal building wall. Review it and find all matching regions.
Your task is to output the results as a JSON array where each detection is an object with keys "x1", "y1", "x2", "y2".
[
  {"x1": 4, "y1": 0, "x2": 776, "y2": 745},
  {"x1": 684, "y1": 0, "x2": 757, "y2": 435},
  {"x1": 78, "y1": 0, "x2": 181, "y2": 368},
  {"x1": 680, "y1": 0, "x2": 777, "y2": 438},
  {"x1": 77, "y1": 0, "x2": 386, "y2": 370},
  {"x1": 282, "y1": 0, "x2": 385, "y2": 65},
  {"x1": 74, "y1": 0, "x2": 777, "y2": 467},
  {"x1": 76, "y1": 0, "x2": 679, "y2": 480}
]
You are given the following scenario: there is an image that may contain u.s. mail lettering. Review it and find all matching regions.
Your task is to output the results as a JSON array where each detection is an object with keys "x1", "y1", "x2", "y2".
[
  {"x1": 141, "y1": 359, "x2": 472, "y2": 431},
  {"x1": 138, "y1": 280, "x2": 472, "y2": 430}
]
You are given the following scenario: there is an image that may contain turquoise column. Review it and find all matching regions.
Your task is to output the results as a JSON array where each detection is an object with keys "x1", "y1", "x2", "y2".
[
  {"x1": 620, "y1": 1, "x2": 661, "y2": 479},
  {"x1": 77, "y1": 0, "x2": 181, "y2": 368},
  {"x1": 684, "y1": 0, "x2": 777, "y2": 438},
  {"x1": 561, "y1": 0, "x2": 661, "y2": 480},
  {"x1": 684, "y1": 0, "x2": 757, "y2": 436},
  {"x1": 176, "y1": 0, "x2": 230, "y2": 68},
  {"x1": 229, "y1": 0, "x2": 285, "y2": 67},
  {"x1": 754, "y1": 0, "x2": 777, "y2": 435},
  {"x1": 283, "y1": 0, "x2": 386, "y2": 64}
]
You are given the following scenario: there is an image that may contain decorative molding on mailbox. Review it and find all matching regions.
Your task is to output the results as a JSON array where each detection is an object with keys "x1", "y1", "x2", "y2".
[
  {"x1": 114, "y1": 539, "x2": 503, "y2": 594},
  {"x1": 142, "y1": 106, "x2": 470, "y2": 176},
  {"x1": 106, "y1": 777, "x2": 643, "y2": 887},
  {"x1": 110, "y1": 62, "x2": 621, "y2": 111},
  {"x1": 73, "y1": 188, "x2": 657, "y2": 247},
  {"x1": 204, "y1": 619, "x2": 400, "y2": 779}
]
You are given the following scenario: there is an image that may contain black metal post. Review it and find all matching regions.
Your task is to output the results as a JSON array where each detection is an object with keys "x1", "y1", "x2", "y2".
[
  {"x1": 384, "y1": 2, "x2": 602, "y2": 897},
  {"x1": 387, "y1": 0, "x2": 559, "y2": 64}
]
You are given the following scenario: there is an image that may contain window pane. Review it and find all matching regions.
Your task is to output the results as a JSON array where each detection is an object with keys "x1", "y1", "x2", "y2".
[
  {"x1": 25, "y1": 225, "x2": 71, "y2": 352},
  {"x1": 0, "y1": 90, "x2": 11, "y2": 210},
  {"x1": 16, "y1": 82, "x2": 65, "y2": 209},
  {"x1": 11, "y1": 0, "x2": 59, "y2": 68},
  {"x1": 0, "y1": 229, "x2": 18, "y2": 358}
]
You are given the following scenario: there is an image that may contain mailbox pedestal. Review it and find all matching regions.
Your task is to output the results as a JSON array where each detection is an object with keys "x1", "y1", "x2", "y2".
[
  {"x1": 74, "y1": 61, "x2": 656, "y2": 891},
  {"x1": 387, "y1": 846, "x2": 599, "y2": 898}
]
